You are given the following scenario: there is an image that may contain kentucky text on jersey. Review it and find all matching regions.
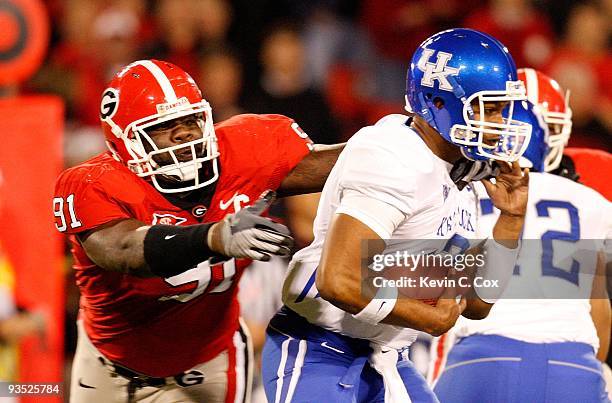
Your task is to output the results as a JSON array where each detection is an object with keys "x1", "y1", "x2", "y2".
[{"x1": 436, "y1": 205, "x2": 476, "y2": 237}]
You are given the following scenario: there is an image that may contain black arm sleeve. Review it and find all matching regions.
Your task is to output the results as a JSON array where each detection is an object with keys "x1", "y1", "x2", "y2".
[{"x1": 143, "y1": 223, "x2": 217, "y2": 278}]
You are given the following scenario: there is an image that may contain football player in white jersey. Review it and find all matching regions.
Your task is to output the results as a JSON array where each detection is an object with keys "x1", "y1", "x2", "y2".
[
  {"x1": 261, "y1": 28, "x2": 531, "y2": 403},
  {"x1": 432, "y1": 69, "x2": 612, "y2": 402}
]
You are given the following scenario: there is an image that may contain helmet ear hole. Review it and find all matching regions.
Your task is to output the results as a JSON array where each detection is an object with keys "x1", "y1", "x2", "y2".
[{"x1": 433, "y1": 97, "x2": 445, "y2": 109}]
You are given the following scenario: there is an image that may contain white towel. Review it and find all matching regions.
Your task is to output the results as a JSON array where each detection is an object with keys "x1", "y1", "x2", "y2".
[{"x1": 368, "y1": 343, "x2": 412, "y2": 403}]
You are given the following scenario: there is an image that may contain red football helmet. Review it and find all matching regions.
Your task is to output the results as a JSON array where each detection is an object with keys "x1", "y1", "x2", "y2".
[
  {"x1": 100, "y1": 59, "x2": 219, "y2": 193},
  {"x1": 518, "y1": 68, "x2": 572, "y2": 172}
]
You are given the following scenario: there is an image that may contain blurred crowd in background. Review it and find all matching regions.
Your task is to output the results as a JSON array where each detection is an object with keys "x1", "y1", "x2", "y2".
[
  {"x1": 26, "y1": 0, "x2": 612, "y2": 164},
  {"x1": 7, "y1": 0, "x2": 611, "y2": 398}
]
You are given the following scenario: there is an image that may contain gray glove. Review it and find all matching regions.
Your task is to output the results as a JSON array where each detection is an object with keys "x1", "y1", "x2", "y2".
[
  {"x1": 450, "y1": 159, "x2": 500, "y2": 190},
  {"x1": 210, "y1": 190, "x2": 294, "y2": 261}
]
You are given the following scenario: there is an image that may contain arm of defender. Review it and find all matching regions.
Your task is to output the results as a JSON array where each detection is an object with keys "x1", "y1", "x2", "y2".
[
  {"x1": 79, "y1": 193, "x2": 294, "y2": 278},
  {"x1": 79, "y1": 218, "x2": 154, "y2": 277},
  {"x1": 315, "y1": 213, "x2": 466, "y2": 337},
  {"x1": 278, "y1": 143, "x2": 346, "y2": 196}
]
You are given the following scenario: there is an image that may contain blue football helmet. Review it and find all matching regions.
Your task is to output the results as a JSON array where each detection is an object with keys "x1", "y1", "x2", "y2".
[
  {"x1": 406, "y1": 29, "x2": 531, "y2": 162},
  {"x1": 514, "y1": 101, "x2": 550, "y2": 172}
]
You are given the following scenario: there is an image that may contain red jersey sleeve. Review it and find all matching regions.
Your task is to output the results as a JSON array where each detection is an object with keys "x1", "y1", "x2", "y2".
[
  {"x1": 53, "y1": 165, "x2": 132, "y2": 235},
  {"x1": 256, "y1": 114, "x2": 314, "y2": 189},
  {"x1": 216, "y1": 113, "x2": 314, "y2": 191}
]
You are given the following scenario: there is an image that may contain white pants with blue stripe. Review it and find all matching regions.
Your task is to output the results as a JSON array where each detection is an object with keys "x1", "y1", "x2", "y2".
[
  {"x1": 433, "y1": 334, "x2": 610, "y2": 403},
  {"x1": 262, "y1": 307, "x2": 437, "y2": 403}
]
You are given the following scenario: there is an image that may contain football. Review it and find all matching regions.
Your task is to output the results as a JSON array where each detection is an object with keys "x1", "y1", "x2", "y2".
[{"x1": 369, "y1": 253, "x2": 463, "y2": 306}]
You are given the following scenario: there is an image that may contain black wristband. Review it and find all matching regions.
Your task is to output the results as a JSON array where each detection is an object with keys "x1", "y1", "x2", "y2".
[{"x1": 143, "y1": 223, "x2": 216, "y2": 278}]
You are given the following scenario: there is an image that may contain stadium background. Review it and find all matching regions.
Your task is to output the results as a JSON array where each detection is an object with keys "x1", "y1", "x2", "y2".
[{"x1": 0, "y1": 0, "x2": 610, "y2": 401}]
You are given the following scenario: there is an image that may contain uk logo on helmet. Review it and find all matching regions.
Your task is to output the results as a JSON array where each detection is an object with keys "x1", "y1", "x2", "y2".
[{"x1": 417, "y1": 49, "x2": 459, "y2": 92}]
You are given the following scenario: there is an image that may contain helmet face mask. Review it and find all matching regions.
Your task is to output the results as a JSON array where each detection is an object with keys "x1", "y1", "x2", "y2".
[
  {"x1": 406, "y1": 29, "x2": 531, "y2": 162},
  {"x1": 101, "y1": 60, "x2": 220, "y2": 194},
  {"x1": 541, "y1": 101, "x2": 572, "y2": 172},
  {"x1": 124, "y1": 101, "x2": 219, "y2": 193},
  {"x1": 450, "y1": 83, "x2": 531, "y2": 162}
]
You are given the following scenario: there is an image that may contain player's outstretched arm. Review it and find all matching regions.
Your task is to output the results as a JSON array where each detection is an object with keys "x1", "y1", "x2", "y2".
[
  {"x1": 316, "y1": 213, "x2": 466, "y2": 337},
  {"x1": 79, "y1": 218, "x2": 153, "y2": 277},
  {"x1": 79, "y1": 192, "x2": 294, "y2": 278},
  {"x1": 278, "y1": 143, "x2": 346, "y2": 196}
]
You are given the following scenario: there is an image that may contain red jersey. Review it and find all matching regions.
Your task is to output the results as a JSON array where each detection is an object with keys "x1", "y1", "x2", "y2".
[
  {"x1": 564, "y1": 147, "x2": 612, "y2": 200},
  {"x1": 54, "y1": 114, "x2": 312, "y2": 376}
]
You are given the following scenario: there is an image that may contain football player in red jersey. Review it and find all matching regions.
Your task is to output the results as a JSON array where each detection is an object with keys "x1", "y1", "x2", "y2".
[{"x1": 53, "y1": 60, "x2": 345, "y2": 403}]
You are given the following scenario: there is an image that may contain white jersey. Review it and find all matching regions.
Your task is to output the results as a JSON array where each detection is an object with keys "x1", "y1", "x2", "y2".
[
  {"x1": 455, "y1": 172, "x2": 612, "y2": 351},
  {"x1": 282, "y1": 114, "x2": 478, "y2": 349}
]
